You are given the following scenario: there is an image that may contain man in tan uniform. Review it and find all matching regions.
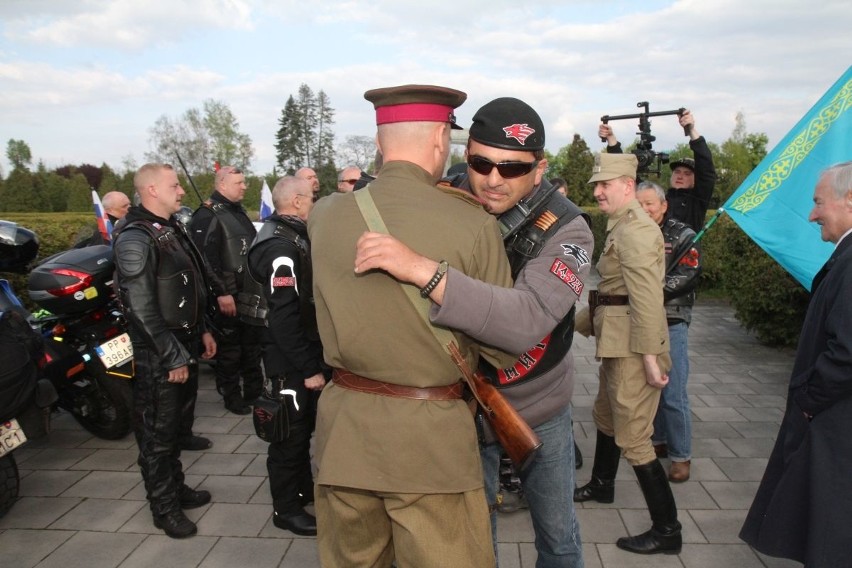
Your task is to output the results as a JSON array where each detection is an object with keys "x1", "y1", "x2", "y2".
[
  {"x1": 308, "y1": 84, "x2": 515, "y2": 568},
  {"x1": 573, "y1": 153, "x2": 681, "y2": 555}
]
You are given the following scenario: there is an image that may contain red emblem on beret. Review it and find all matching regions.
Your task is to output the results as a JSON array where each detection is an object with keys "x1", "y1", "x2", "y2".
[{"x1": 503, "y1": 123, "x2": 536, "y2": 145}]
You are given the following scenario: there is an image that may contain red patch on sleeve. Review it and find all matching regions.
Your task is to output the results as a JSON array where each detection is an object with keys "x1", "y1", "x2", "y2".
[
  {"x1": 549, "y1": 259, "x2": 584, "y2": 296},
  {"x1": 272, "y1": 276, "x2": 296, "y2": 287}
]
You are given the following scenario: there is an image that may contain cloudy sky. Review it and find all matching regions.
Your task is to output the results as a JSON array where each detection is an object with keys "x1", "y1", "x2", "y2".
[{"x1": 1, "y1": 0, "x2": 849, "y2": 176}]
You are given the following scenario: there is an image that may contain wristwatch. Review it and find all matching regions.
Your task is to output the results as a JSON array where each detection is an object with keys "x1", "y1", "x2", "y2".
[{"x1": 420, "y1": 260, "x2": 448, "y2": 298}]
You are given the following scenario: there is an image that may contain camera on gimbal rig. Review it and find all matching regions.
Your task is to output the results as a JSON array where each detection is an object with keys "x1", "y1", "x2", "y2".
[{"x1": 601, "y1": 102, "x2": 687, "y2": 175}]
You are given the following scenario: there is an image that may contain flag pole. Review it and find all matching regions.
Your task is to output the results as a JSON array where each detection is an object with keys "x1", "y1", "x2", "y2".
[{"x1": 665, "y1": 207, "x2": 724, "y2": 274}]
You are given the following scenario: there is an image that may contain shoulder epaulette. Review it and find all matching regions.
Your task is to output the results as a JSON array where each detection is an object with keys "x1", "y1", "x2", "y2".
[{"x1": 436, "y1": 184, "x2": 485, "y2": 208}]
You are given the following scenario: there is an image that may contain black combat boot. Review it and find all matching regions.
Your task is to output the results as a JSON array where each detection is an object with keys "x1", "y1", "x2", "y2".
[
  {"x1": 616, "y1": 459, "x2": 682, "y2": 555},
  {"x1": 573, "y1": 430, "x2": 621, "y2": 503}
]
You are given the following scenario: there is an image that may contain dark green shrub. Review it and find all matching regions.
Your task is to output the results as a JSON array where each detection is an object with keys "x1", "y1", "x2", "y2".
[{"x1": 714, "y1": 217, "x2": 808, "y2": 347}]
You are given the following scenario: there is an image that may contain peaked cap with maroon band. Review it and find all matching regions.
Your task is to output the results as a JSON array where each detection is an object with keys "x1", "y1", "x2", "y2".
[
  {"x1": 364, "y1": 84, "x2": 467, "y2": 130},
  {"x1": 469, "y1": 97, "x2": 545, "y2": 151}
]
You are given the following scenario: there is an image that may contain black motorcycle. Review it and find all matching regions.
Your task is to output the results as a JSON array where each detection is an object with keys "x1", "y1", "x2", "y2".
[
  {"x1": 28, "y1": 245, "x2": 134, "y2": 440},
  {"x1": 0, "y1": 221, "x2": 57, "y2": 518}
]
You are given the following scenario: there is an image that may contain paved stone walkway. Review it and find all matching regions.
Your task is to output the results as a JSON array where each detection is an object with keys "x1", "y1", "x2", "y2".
[{"x1": 2, "y1": 299, "x2": 803, "y2": 567}]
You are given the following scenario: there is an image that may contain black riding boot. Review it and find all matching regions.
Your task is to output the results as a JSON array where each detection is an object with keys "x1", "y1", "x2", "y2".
[
  {"x1": 616, "y1": 459, "x2": 682, "y2": 554},
  {"x1": 573, "y1": 430, "x2": 621, "y2": 503}
]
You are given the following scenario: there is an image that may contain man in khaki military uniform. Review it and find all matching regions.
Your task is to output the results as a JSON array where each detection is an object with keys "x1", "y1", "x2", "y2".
[
  {"x1": 307, "y1": 84, "x2": 515, "y2": 568},
  {"x1": 574, "y1": 153, "x2": 682, "y2": 555}
]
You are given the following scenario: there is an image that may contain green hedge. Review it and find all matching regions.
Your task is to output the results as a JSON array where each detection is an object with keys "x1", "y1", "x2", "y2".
[{"x1": 700, "y1": 214, "x2": 808, "y2": 347}]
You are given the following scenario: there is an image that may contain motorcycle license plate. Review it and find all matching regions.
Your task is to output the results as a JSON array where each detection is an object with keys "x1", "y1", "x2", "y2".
[
  {"x1": 0, "y1": 419, "x2": 27, "y2": 458},
  {"x1": 96, "y1": 333, "x2": 134, "y2": 369}
]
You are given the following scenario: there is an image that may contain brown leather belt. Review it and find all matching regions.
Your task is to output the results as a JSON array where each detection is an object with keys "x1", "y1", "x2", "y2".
[
  {"x1": 596, "y1": 294, "x2": 629, "y2": 306},
  {"x1": 587, "y1": 291, "x2": 630, "y2": 337},
  {"x1": 332, "y1": 369, "x2": 464, "y2": 401}
]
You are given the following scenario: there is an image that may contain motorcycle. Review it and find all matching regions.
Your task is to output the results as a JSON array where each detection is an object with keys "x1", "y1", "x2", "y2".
[
  {"x1": 28, "y1": 244, "x2": 134, "y2": 440},
  {"x1": 0, "y1": 221, "x2": 57, "y2": 518}
]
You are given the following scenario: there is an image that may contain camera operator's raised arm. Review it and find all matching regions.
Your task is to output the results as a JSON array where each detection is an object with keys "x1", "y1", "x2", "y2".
[
  {"x1": 679, "y1": 110, "x2": 700, "y2": 141},
  {"x1": 599, "y1": 123, "x2": 619, "y2": 148}
]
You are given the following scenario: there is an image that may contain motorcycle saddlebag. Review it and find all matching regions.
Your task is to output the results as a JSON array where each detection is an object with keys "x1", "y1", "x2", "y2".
[{"x1": 28, "y1": 245, "x2": 115, "y2": 316}]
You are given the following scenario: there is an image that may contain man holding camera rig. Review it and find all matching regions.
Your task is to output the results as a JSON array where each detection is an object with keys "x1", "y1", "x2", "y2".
[
  {"x1": 599, "y1": 109, "x2": 717, "y2": 232},
  {"x1": 355, "y1": 96, "x2": 594, "y2": 567}
]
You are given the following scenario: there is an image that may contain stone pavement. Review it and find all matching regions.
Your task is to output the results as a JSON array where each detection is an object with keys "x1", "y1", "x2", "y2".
[{"x1": 1, "y1": 298, "x2": 804, "y2": 568}]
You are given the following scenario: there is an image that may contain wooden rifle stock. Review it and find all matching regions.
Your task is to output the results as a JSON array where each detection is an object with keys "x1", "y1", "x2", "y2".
[{"x1": 448, "y1": 342, "x2": 542, "y2": 471}]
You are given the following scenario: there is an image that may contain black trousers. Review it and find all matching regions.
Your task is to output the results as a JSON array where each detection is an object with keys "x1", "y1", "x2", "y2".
[
  {"x1": 133, "y1": 337, "x2": 199, "y2": 515},
  {"x1": 267, "y1": 374, "x2": 318, "y2": 515},
  {"x1": 213, "y1": 317, "x2": 263, "y2": 401}
]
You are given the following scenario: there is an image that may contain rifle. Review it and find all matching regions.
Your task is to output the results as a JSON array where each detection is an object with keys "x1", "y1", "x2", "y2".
[
  {"x1": 174, "y1": 152, "x2": 204, "y2": 205},
  {"x1": 447, "y1": 342, "x2": 542, "y2": 471}
]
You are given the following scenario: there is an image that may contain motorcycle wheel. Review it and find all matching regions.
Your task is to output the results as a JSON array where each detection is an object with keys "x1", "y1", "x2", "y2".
[
  {"x1": 0, "y1": 453, "x2": 19, "y2": 518},
  {"x1": 68, "y1": 367, "x2": 133, "y2": 440}
]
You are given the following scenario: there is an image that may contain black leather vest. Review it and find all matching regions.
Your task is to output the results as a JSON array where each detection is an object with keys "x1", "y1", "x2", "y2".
[
  {"x1": 203, "y1": 201, "x2": 265, "y2": 322},
  {"x1": 124, "y1": 220, "x2": 207, "y2": 331},
  {"x1": 250, "y1": 218, "x2": 318, "y2": 340},
  {"x1": 482, "y1": 191, "x2": 590, "y2": 385},
  {"x1": 202, "y1": 201, "x2": 253, "y2": 282}
]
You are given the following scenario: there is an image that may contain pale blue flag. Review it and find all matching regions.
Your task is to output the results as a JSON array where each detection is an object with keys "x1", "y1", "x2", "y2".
[{"x1": 724, "y1": 65, "x2": 852, "y2": 290}]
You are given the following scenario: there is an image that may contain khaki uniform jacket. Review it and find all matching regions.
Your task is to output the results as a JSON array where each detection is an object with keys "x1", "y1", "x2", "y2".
[
  {"x1": 577, "y1": 200, "x2": 670, "y2": 362},
  {"x1": 307, "y1": 161, "x2": 515, "y2": 494}
]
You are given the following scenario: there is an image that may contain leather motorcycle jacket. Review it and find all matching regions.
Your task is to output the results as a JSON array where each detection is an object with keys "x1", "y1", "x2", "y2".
[
  {"x1": 661, "y1": 217, "x2": 702, "y2": 324},
  {"x1": 191, "y1": 191, "x2": 264, "y2": 324},
  {"x1": 248, "y1": 215, "x2": 317, "y2": 339},
  {"x1": 114, "y1": 206, "x2": 209, "y2": 369},
  {"x1": 248, "y1": 214, "x2": 323, "y2": 381}
]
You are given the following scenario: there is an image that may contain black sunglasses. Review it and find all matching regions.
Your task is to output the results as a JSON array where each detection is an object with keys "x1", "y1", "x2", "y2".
[{"x1": 467, "y1": 155, "x2": 538, "y2": 179}]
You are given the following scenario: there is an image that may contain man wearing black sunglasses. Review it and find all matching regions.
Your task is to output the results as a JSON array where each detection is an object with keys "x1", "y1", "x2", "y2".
[{"x1": 356, "y1": 97, "x2": 593, "y2": 567}]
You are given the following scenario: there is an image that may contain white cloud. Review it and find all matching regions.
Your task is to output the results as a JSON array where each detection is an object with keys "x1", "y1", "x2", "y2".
[{"x1": 2, "y1": 0, "x2": 254, "y2": 50}]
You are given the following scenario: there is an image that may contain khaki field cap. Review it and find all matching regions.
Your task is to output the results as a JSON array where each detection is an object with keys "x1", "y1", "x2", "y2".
[
  {"x1": 588, "y1": 153, "x2": 639, "y2": 183},
  {"x1": 364, "y1": 84, "x2": 467, "y2": 129}
]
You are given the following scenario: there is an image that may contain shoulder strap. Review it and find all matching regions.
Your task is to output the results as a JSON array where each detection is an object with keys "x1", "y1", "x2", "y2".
[{"x1": 353, "y1": 187, "x2": 454, "y2": 355}]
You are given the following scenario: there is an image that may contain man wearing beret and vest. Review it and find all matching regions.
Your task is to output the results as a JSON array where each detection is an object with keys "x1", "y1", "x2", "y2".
[
  {"x1": 355, "y1": 97, "x2": 593, "y2": 568},
  {"x1": 308, "y1": 84, "x2": 516, "y2": 568},
  {"x1": 573, "y1": 153, "x2": 682, "y2": 555}
]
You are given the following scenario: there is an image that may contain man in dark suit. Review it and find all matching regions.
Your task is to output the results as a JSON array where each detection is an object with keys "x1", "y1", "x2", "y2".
[{"x1": 740, "y1": 161, "x2": 852, "y2": 566}]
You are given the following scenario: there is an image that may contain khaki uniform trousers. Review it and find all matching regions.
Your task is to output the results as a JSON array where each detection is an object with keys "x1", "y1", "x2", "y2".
[
  {"x1": 592, "y1": 354, "x2": 662, "y2": 466},
  {"x1": 316, "y1": 484, "x2": 495, "y2": 568}
]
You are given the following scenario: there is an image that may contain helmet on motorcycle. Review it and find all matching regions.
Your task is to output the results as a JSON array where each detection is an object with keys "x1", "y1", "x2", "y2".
[
  {"x1": 173, "y1": 206, "x2": 193, "y2": 227},
  {"x1": 0, "y1": 220, "x2": 39, "y2": 273}
]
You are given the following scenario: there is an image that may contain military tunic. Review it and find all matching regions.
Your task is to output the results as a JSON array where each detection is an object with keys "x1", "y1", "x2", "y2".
[
  {"x1": 577, "y1": 199, "x2": 671, "y2": 465},
  {"x1": 307, "y1": 160, "x2": 514, "y2": 494}
]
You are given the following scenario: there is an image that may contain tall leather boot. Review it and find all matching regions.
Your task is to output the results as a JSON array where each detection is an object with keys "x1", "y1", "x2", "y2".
[
  {"x1": 573, "y1": 430, "x2": 621, "y2": 503},
  {"x1": 616, "y1": 459, "x2": 682, "y2": 554}
]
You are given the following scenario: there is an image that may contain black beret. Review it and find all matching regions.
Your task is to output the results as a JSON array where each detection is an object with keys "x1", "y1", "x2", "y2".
[{"x1": 469, "y1": 97, "x2": 545, "y2": 151}]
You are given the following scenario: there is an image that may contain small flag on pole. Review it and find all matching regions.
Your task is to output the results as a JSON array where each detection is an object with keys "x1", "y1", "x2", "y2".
[
  {"x1": 723, "y1": 65, "x2": 852, "y2": 290},
  {"x1": 260, "y1": 179, "x2": 274, "y2": 221},
  {"x1": 91, "y1": 190, "x2": 113, "y2": 243}
]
